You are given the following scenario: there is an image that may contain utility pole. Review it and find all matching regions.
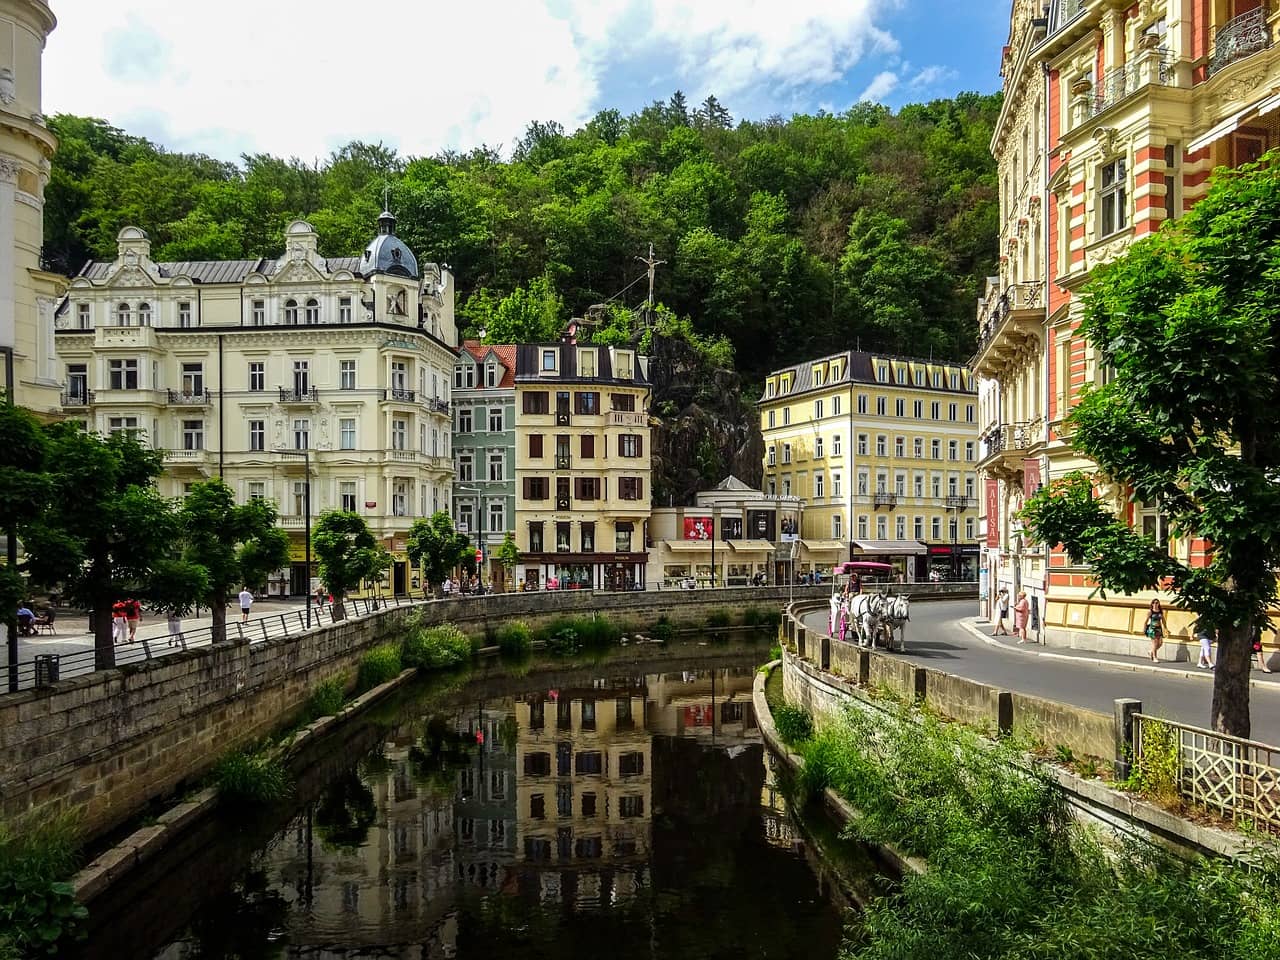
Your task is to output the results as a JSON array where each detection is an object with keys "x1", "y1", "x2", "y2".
[{"x1": 635, "y1": 244, "x2": 666, "y2": 325}]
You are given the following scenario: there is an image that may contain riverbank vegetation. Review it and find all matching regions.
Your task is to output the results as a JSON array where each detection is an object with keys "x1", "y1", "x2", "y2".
[
  {"x1": 780, "y1": 699, "x2": 1280, "y2": 959},
  {"x1": 211, "y1": 747, "x2": 290, "y2": 806},
  {"x1": 0, "y1": 812, "x2": 86, "y2": 957}
]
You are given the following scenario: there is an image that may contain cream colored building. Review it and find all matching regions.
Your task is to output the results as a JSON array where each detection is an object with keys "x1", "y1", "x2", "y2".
[
  {"x1": 512, "y1": 342, "x2": 651, "y2": 591},
  {"x1": 55, "y1": 215, "x2": 457, "y2": 596},
  {"x1": 0, "y1": 0, "x2": 64, "y2": 419},
  {"x1": 761, "y1": 350, "x2": 980, "y2": 581}
]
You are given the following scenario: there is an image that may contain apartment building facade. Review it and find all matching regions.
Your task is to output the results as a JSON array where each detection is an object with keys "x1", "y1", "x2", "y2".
[
  {"x1": 979, "y1": 0, "x2": 1277, "y2": 641},
  {"x1": 760, "y1": 350, "x2": 980, "y2": 582},
  {"x1": 452, "y1": 341, "x2": 516, "y2": 585},
  {"x1": 55, "y1": 215, "x2": 457, "y2": 597},
  {"x1": 512, "y1": 342, "x2": 651, "y2": 590},
  {"x1": 1, "y1": 0, "x2": 65, "y2": 420}
]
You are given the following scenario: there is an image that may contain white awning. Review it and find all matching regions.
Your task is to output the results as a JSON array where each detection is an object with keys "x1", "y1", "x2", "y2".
[
  {"x1": 851, "y1": 539, "x2": 927, "y2": 556},
  {"x1": 1186, "y1": 104, "x2": 1255, "y2": 154},
  {"x1": 800, "y1": 539, "x2": 848, "y2": 554},
  {"x1": 663, "y1": 540, "x2": 731, "y2": 552},
  {"x1": 727, "y1": 539, "x2": 774, "y2": 552}
]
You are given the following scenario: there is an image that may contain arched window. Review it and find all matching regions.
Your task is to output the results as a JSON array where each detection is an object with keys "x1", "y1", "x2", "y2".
[
  {"x1": 137, "y1": 302, "x2": 152, "y2": 327},
  {"x1": 304, "y1": 297, "x2": 320, "y2": 323},
  {"x1": 284, "y1": 299, "x2": 298, "y2": 325},
  {"x1": 116, "y1": 303, "x2": 131, "y2": 327}
]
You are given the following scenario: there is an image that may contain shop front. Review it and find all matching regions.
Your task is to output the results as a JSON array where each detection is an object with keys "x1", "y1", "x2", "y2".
[
  {"x1": 517, "y1": 553, "x2": 649, "y2": 591},
  {"x1": 925, "y1": 544, "x2": 980, "y2": 582},
  {"x1": 797, "y1": 539, "x2": 847, "y2": 579},
  {"x1": 850, "y1": 539, "x2": 927, "y2": 582}
]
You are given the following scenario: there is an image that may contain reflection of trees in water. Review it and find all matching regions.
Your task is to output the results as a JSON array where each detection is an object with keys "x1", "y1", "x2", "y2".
[
  {"x1": 314, "y1": 772, "x2": 377, "y2": 849},
  {"x1": 407, "y1": 713, "x2": 473, "y2": 802},
  {"x1": 184, "y1": 867, "x2": 289, "y2": 959}
]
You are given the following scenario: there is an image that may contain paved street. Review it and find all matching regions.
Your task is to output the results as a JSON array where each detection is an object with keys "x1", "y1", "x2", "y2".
[{"x1": 803, "y1": 600, "x2": 1280, "y2": 746}]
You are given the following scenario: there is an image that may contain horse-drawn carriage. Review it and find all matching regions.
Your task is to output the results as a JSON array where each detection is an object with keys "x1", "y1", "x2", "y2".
[{"x1": 827, "y1": 561, "x2": 911, "y2": 653}]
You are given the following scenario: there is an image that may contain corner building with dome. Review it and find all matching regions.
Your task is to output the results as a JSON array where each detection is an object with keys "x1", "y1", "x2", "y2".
[{"x1": 54, "y1": 214, "x2": 459, "y2": 599}]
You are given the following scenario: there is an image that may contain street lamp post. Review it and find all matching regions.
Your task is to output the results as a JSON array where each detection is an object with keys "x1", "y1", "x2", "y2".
[{"x1": 276, "y1": 448, "x2": 312, "y2": 628}]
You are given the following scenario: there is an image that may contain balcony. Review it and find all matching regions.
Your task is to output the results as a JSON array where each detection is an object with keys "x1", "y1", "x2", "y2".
[
  {"x1": 1209, "y1": 6, "x2": 1270, "y2": 78},
  {"x1": 384, "y1": 387, "x2": 416, "y2": 403},
  {"x1": 945, "y1": 494, "x2": 974, "y2": 510},
  {"x1": 281, "y1": 516, "x2": 308, "y2": 529},
  {"x1": 60, "y1": 389, "x2": 92, "y2": 408},
  {"x1": 609, "y1": 411, "x2": 647, "y2": 427},
  {"x1": 95, "y1": 325, "x2": 158, "y2": 351},
  {"x1": 278, "y1": 387, "x2": 319, "y2": 404},
  {"x1": 164, "y1": 449, "x2": 208, "y2": 468},
  {"x1": 971, "y1": 282, "x2": 1045, "y2": 379},
  {"x1": 167, "y1": 389, "x2": 211, "y2": 406},
  {"x1": 389, "y1": 449, "x2": 418, "y2": 463},
  {"x1": 873, "y1": 492, "x2": 898, "y2": 509},
  {"x1": 555, "y1": 454, "x2": 572, "y2": 470},
  {"x1": 980, "y1": 420, "x2": 1045, "y2": 480},
  {"x1": 427, "y1": 397, "x2": 451, "y2": 415},
  {"x1": 1091, "y1": 52, "x2": 1176, "y2": 117}
]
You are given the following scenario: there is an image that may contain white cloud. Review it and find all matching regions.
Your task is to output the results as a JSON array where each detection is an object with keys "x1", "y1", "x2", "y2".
[
  {"x1": 857, "y1": 70, "x2": 899, "y2": 103},
  {"x1": 909, "y1": 64, "x2": 958, "y2": 89},
  {"x1": 43, "y1": 0, "x2": 902, "y2": 162}
]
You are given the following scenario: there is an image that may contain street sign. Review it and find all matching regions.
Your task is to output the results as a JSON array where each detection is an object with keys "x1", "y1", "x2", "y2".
[{"x1": 475, "y1": 548, "x2": 483, "y2": 565}]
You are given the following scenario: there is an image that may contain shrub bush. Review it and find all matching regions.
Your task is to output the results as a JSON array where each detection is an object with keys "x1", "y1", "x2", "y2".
[
  {"x1": 495, "y1": 620, "x2": 533, "y2": 656},
  {"x1": 705, "y1": 609, "x2": 732, "y2": 629},
  {"x1": 649, "y1": 616, "x2": 675, "y2": 643},
  {"x1": 401, "y1": 625, "x2": 470, "y2": 670},
  {"x1": 772, "y1": 703, "x2": 815, "y2": 745},
  {"x1": 0, "y1": 812, "x2": 86, "y2": 957},
  {"x1": 212, "y1": 748, "x2": 290, "y2": 805},
  {"x1": 742, "y1": 606, "x2": 764, "y2": 627},
  {"x1": 573, "y1": 615, "x2": 621, "y2": 648},
  {"x1": 357, "y1": 643, "x2": 403, "y2": 690},
  {"x1": 304, "y1": 673, "x2": 348, "y2": 720}
]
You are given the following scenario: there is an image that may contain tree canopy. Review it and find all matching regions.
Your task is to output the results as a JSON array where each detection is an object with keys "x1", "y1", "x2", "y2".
[
  {"x1": 312, "y1": 510, "x2": 390, "y2": 620},
  {"x1": 44, "y1": 92, "x2": 1000, "y2": 379},
  {"x1": 1021, "y1": 152, "x2": 1280, "y2": 739},
  {"x1": 405, "y1": 512, "x2": 471, "y2": 592}
]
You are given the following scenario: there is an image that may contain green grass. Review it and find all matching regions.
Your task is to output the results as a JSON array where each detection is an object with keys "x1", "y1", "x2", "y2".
[
  {"x1": 705, "y1": 608, "x2": 732, "y2": 629},
  {"x1": 356, "y1": 643, "x2": 403, "y2": 690},
  {"x1": 0, "y1": 811, "x2": 87, "y2": 957},
  {"x1": 772, "y1": 703, "x2": 815, "y2": 745},
  {"x1": 401, "y1": 624, "x2": 471, "y2": 670},
  {"x1": 494, "y1": 620, "x2": 533, "y2": 657},
  {"x1": 304, "y1": 673, "x2": 348, "y2": 720},
  {"x1": 648, "y1": 616, "x2": 675, "y2": 643},
  {"x1": 211, "y1": 748, "x2": 290, "y2": 805}
]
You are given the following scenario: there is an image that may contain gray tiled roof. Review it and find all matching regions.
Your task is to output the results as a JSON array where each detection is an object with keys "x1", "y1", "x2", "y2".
[
  {"x1": 765, "y1": 349, "x2": 974, "y2": 400},
  {"x1": 79, "y1": 256, "x2": 365, "y2": 284}
]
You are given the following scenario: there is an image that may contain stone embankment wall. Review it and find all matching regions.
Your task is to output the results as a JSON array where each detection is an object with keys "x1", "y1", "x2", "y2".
[{"x1": 0, "y1": 584, "x2": 845, "y2": 841}]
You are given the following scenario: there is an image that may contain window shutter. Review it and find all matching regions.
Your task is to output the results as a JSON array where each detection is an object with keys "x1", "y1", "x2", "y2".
[
  {"x1": 522, "y1": 478, "x2": 530, "y2": 499},
  {"x1": 637, "y1": 477, "x2": 644, "y2": 499},
  {"x1": 581, "y1": 434, "x2": 594, "y2": 458},
  {"x1": 574, "y1": 478, "x2": 583, "y2": 499},
  {"x1": 530, "y1": 434, "x2": 543, "y2": 457},
  {"x1": 637, "y1": 435, "x2": 643, "y2": 456}
]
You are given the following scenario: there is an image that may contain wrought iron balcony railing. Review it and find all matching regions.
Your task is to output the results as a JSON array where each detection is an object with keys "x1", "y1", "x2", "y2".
[
  {"x1": 945, "y1": 494, "x2": 974, "y2": 510},
  {"x1": 873, "y1": 492, "x2": 898, "y2": 509},
  {"x1": 167, "y1": 389, "x2": 211, "y2": 406},
  {"x1": 384, "y1": 388, "x2": 416, "y2": 402},
  {"x1": 279, "y1": 387, "x2": 319, "y2": 403},
  {"x1": 974, "y1": 282, "x2": 1044, "y2": 361},
  {"x1": 427, "y1": 397, "x2": 451, "y2": 415},
  {"x1": 60, "y1": 389, "x2": 92, "y2": 407},
  {"x1": 1209, "y1": 6, "x2": 1270, "y2": 78}
]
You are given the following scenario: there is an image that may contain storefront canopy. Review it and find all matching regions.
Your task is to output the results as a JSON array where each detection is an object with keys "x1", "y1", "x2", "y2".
[
  {"x1": 851, "y1": 539, "x2": 927, "y2": 556},
  {"x1": 800, "y1": 539, "x2": 848, "y2": 554},
  {"x1": 727, "y1": 539, "x2": 775, "y2": 552},
  {"x1": 664, "y1": 540, "x2": 732, "y2": 552}
]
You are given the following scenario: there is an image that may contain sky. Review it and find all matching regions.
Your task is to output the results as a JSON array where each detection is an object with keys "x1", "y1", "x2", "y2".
[{"x1": 42, "y1": 0, "x2": 1008, "y2": 164}]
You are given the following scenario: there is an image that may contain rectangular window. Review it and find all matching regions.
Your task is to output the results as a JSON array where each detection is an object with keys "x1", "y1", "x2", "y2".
[
  {"x1": 1100, "y1": 157, "x2": 1127, "y2": 236},
  {"x1": 615, "y1": 523, "x2": 633, "y2": 552},
  {"x1": 876, "y1": 396, "x2": 886, "y2": 416},
  {"x1": 541, "y1": 350, "x2": 556, "y2": 371},
  {"x1": 578, "y1": 348, "x2": 597, "y2": 377},
  {"x1": 833, "y1": 395, "x2": 842, "y2": 416},
  {"x1": 251, "y1": 299, "x2": 265, "y2": 326},
  {"x1": 581, "y1": 522, "x2": 595, "y2": 551},
  {"x1": 833, "y1": 473, "x2": 842, "y2": 497},
  {"x1": 610, "y1": 393, "x2": 636, "y2": 411},
  {"x1": 488, "y1": 408, "x2": 503, "y2": 432},
  {"x1": 965, "y1": 441, "x2": 975, "y2": 462},
  {"x1": 767, "y1": 410, "x2": 776, "y2": 428},
  {"x1": 339, "y1": 418, "x2": 356, "y2": 450},
  {"x1": 618, "y1": 477, "x2": 644, "y2": 501},
  {"x1": 815, "y1": 472, "x2": 825, "y2": 499},
  {"x1": 767, "y1": 446, "x2": 776, "y2": 467},
  {"x1": 107, "y1": 416, "x2": 139, "y2": 437},
  {"x1": 528, "y1": 522, "x2": 544, "y2": 552},
  {"x1": 181, "y1": 362, "x2": 203, "y2": 395},
  {"x1": 914, "y1": 515, "x2": 924, "y2": 539},
  {"x1": 555, "y1": 522, "x2": 571, "y2": 551},
  {"x1": 930, "y1": 402, "x2": 940, "y2": 420},
  {"x1": 108, "y1": 359, "x2": 139, "y2": 390},
  {"x1": 573, "y1": 391, "x2": 598, "y2": 415},
  {"x1": 488, "y1": 501, "x2": 504, "y2": 534},
  {"x1": 782, "y1": 443, "x2": 791, "y2": 464},
  {"x1": 293, "y1": 419, "x2": 309, "y2": 450},
  {"x1": 66, "y1": 364, "x2": 88, "y2": 403},
  {"x1": 895, "y1": 436, "x2": 905, "y2": 458},
  {"x1": 932, "y1": 517, "x2": 942, "y2": 541},
  {"x1": 966, "y1": 404, "x2": 975, "y2": 423},
  {"x1": 249, "y1": 419, "x2": 265, "y2": 451},
  {"x1": 338, "y1": 481, "x2": 356, "y2": 512},
  {"x1": 897, "y1": 515, "x2": 907, "y2": 539},
  {"x1": 832, "y1": 434, "x2": 842, "y2": 456},
  {"x1": 580, "y1": 434, "x2": 595, "y2": 459},
  {"x1": 783, "y1": 408, "x2": 790, "y2": 425},
  {"x1": 832, "y1": 514, "x2": 843, "y2": 539},
  {"x1": 815, "y1": 437, "x2": 824, "y2": 459},
  {"x1": 177, "y1": 302, "x2": 193, "y2": 328},
  {"x1": 573, "y1": 477, "x2": 600, "y2": 500},
  {"x1": 914, "y1": 473, "x2": 924, "y2": 497},
  {"x1": 1163, "y1": 143, "x2": 1178, "y2": 221},
  {"x1": 390, "y1": 361, "x2": 408, "y2": 392},
  {"x1": 914, "y1": 400, "x2": 923, "y2": 418},
  {"x1": 488, "y1": 450, "x2": 504, "y2": 482},
  {"x1": 619, "y1": 434, "x2": 643, "y2": 458},
  {"x1": 339, "y1": 360, "x2": 356, "y2": 390},
  {"x1": 293, "y1": 360, "x2": 310, "y2": 395},
  {"x1": 338, "y1": 296, "x2": 352, "y2": 324},
  {"x1": 77, "y1": 303, "x2": 90, "y2": 329},
  {"x1": 949, "y1": 440, "x2": 958, "y2": 461},
  {"x1": 523, "y1": 391, "x2": 549, "y2": 414},
  {"x1": 914, "y1": 437, "x2": 923, "y2": 458},
  {"x1": 392, "y1": 481, "x2": 409, "y2": 518},
  {"x1": 857, "y1": 515, "x2": 868, "y2": 538},
  {"x1": 248, "y1": 362, "x2": 264, "y2": 392},
  {"x1": 857, "y1": 393, "x2": 867, "y2": 414},
  {"x1": 949, "y1": 403, "x2": 957, "y2": 422},
  {"x1": 857, "y1": 472, "x2": 868, "y2": 495},
  {"x1": 457, "y1": 408, "x2": 473, "y2": 432},
  {"x1": 857, "y1": 434, "x2": 868, "y2": 455},
  {"x1": 524, "y1": 477, "x2": 549, "y2": 501},
  {"x1": 248, "y1": 481, "x2": 265, "y2": 501},
  {"x1": 875, "y1": 435, "x2": 886, "y2": 456},
  {"x1": 391, "y1": 418, "x2": 407, "y2": 450},
  {"x1": 931, "y1": 439, "x2": 941, "y2": 460},
  {"x1": 529, "y1": 433, "x2": 544, "y2": 458},
  {"x1": 814, "y1": 399, "x2": 823, "y2": 419},
  {"x1": 182, "y1": 419, "x2": 204, "y2": 451}
]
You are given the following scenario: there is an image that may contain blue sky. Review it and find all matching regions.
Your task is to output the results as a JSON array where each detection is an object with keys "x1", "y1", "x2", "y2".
[{"x1": 44, "y1": 1, "x2": 1007, "y2": 163}]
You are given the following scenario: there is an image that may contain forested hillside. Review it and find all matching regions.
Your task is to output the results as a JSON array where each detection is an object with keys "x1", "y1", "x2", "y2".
[{"x1": 43, "y1": 92, "x2": 1001, "y2": 380}]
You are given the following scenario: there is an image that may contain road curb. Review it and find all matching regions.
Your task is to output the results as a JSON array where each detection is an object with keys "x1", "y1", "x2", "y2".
[{"x1": 956, "y1": 617, "x2": 1280, "y2": 695}]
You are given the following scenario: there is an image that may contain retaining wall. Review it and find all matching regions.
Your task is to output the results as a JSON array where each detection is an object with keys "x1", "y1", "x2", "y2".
[{"x1": 0, "y1": 584, "x2": 830, "y2": 841}]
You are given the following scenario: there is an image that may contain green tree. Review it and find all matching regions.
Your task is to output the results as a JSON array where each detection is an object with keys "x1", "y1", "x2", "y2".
[
  {"x1": 311, "y1": 511, "x2": 390, "y2": 621},
  {"x1": 477, "y1": 274, "x2": 565, "y2": 344},
  {"x1": 179, "y1": 478, "x2": 290, "y2": 643},
  {"x1": 406, "y1": 512, "x2": 471, "y2": 595},
  {"x1": 1021, "y1": 153, "x2": 1280, "y2": 738},
  {"x1": 21, "y1": 426, "x2": 206, "y2": 668},
  {"x1": 496, "y1": 531, "x2": 519, "y2": 589}
]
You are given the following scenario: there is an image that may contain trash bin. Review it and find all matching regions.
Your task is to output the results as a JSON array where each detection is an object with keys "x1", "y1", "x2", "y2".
[{"x1": 34, "y1": 654, "x2": 59, "y2": 687}]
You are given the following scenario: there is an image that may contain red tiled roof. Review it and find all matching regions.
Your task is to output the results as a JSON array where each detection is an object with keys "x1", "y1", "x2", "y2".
[{"x1": 461, "y1": 340, "x2": 516, "y2": 389}]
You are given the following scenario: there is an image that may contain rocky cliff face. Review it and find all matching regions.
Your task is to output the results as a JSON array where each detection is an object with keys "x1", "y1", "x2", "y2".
[{"x1": 646, "y1": 331, "x2": 764, "y2": 507}]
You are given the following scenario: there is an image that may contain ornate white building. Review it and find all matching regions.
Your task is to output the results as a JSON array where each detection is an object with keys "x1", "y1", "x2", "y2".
[{"x1": 55, "y1": 214, "x2": 458, "y2": 597}]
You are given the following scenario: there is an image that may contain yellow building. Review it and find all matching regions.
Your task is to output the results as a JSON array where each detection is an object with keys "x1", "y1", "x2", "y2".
[
  {"x1": 760, "y1": 350, "x2": 980, "y2": 581},
  {"x1": 0, "y1": 0, "x2": 65, "y2": 419},
  {"x1": 512, "y1": 342, "x2": 651, "y2": 590},
  {"x1": 55, "y1": 215, "x2": 457, "y2": 597}
]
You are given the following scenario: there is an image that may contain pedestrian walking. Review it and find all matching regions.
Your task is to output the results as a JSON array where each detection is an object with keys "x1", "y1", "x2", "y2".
[
  {"x1": 126, "y1": 598, "x2": 141, "y2": 642},
  {"x1": 1193, "y1": 616, "x2": 1215, "y2": 669},
  {"x1": 1013, "y1": 590, "x2": 1030, "y2": 643},
  {"x1": 111, "y1": 599, "x2": 128, "y2": 645},
  {"x1": 238, "y1": 586, "x2": 254, "y2": 623},
  {"x1": 1253, "y1": 625, "x2": 1273, "y2": 673},
  {"x1": 994, "y1": 588, "x2": 1010, "y2": 636},
  {"x1": 167, "y1": 609, "x2": 183, "y2": 647},
  {"x1": 1144, "y1": 599, "x2": 1167, "y2": 662}
]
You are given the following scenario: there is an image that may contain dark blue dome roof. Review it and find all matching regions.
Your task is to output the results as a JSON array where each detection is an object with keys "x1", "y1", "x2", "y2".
[{"x1": 358, "y1": 210, "x2": 418, "y2": 279}]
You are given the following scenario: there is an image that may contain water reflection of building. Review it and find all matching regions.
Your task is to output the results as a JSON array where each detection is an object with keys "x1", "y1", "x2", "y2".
[
  {"x1": 455, "y1": 706, "x2": 519, "y2": 890},
  {"x1": 645, "y1": 666, "x2": 760, "y2": 744}
]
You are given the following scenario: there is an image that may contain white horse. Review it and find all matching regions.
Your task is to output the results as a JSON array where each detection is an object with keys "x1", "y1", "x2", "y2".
[
  {"x1": 848, "y1": 593, "x2": 886, "y2": 648},
  {"x1": 880, "y1": 594, "x2": 911, "y2": 652}
]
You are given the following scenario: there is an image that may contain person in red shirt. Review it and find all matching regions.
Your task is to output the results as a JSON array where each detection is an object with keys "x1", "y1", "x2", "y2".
[
  {"x1": 126, "y1": 598, "x2": 142, "y2": 642},
  {"x1": 111, "y1": 599, "x2": 128, "y2": 645}
]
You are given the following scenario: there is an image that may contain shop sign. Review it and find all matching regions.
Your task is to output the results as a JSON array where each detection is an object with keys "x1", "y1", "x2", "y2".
[
  {"x1": 365, "y1": 501, "x2": 377, "y2": 509},
  {"x1": 683, "y1": 516, "x2": 713, "y2": 540},
  {"x1": 985, "y1": 479, "x2": 1000, "y2": 548}
]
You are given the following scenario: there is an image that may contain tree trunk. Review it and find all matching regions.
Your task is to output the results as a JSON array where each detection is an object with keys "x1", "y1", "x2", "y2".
[
  {"x1": 1210, "y1": 623, "x2": 1253, "y2": 739},
  {"x1": 211, "y1": 591, "x2": 229, "y2": 644},
  {"x1": 333, "y1": 593, "x2": 347, "y2": 622},
  {"x1": 94, "y1": 598, "x2": 115, "y2": 671}
]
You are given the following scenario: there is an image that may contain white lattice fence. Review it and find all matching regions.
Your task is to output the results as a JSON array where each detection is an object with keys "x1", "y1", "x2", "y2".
[{"x1": 1134, "y1": 714, "x2": 1280, "y2": 832}]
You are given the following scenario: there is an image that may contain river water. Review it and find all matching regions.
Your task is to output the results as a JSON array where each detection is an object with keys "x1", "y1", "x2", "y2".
[{"x1": 77, "y1": 644, "x2": 862, "y2": 959}]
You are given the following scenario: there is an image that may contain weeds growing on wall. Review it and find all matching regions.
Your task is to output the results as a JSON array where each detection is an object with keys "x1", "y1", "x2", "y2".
[
  {"x1": 781, "y1": 697, "x2": 1280, "y2": 960},
  {"x1": 705, "y1": 609, "x2": 732, "y2": 630},
  {"x1": 494, "y1": 621, "x2": 533, "y2": 657},
  {"x1": 0, "y1": 811, "x2": 87, "y2": 957},
  {"x1": 304, "y1": 673, "x2": 349, "y2": 720},
  {"x1": 1124, "y1": 717, "x2": 1182, "y2": 806},
  {"x1": 772, "y1": 704, "x2": 814, "y2": 745},
  {"x1": 356, "y1": 643, "x2": 403, "y2": 690},
  {"x1": 648, "y1": 616, "x2": 675, "y2": 643},
  {"x1": 401, "y1": 624, "x2": 471, "y2": 670},
  {"x1": 211, "y1": 747, "x2": 290, "y2": 805}
]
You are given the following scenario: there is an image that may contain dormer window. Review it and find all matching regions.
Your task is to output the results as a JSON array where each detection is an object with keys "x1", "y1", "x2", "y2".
[
  {"x1": 304, "y1": 298, "x2": 320, "y2": 323},
  {"x1": 77, "y1": 303, "x2": 90, "y2": 329},
  {"x1": 615, "y1": 350, "x2": 633, "y2": 380},
  {"x1": 896, "y1": 367, "x2": 906, "y2": 384},
  {"x1": 487, "y1": 362, "x2": 497, "y2": 387},
  {"x1": 579, "y1": 348, "x2": 597, "y2": 377},
  {"x1": 284, "y1": 299, "x2": 298, "y2": 325},
  {"x1": 876, "y1": 364, "x2": 888, "y2": 383},
  {"x1": 137, "y1": 302, "x2": 151, "y2": 327},
  {"x1": 915, "y1": 369, "x2": 924, "y2": 386},
  {"x1": 542, "y1": 350, "x2": 557, "y2": 373},
  {"x1": 116, "y1": 303, "x2": 131, "y2": 327}
]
